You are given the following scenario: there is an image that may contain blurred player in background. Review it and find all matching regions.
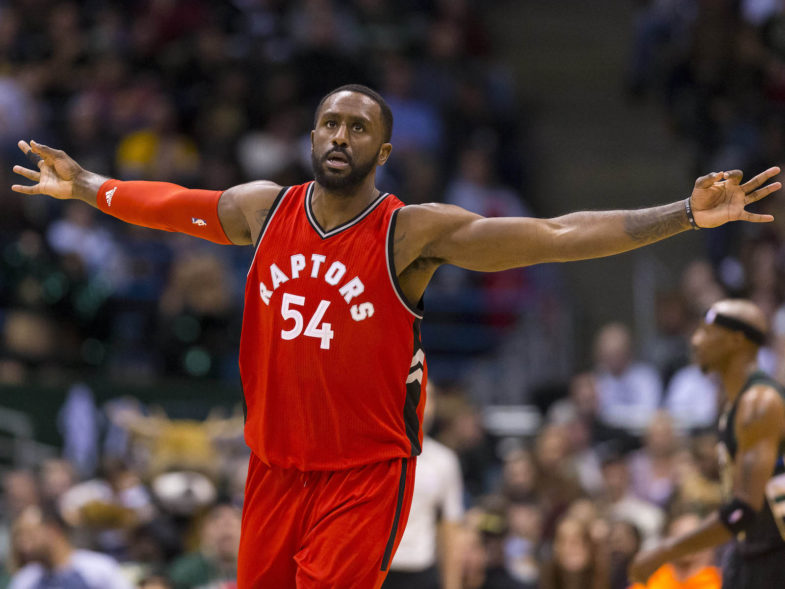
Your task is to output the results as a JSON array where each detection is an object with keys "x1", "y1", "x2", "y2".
[
  {"x1": 629, "y1": 299, "x2": 785, "y2": 588},
  {"x1": 10, "y1": 84, "x2": 781, "y2": 588}
]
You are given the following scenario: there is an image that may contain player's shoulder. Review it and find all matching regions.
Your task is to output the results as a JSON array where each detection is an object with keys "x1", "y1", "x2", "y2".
[
  {"x1": 737, "y1": 382, "x2": 785, "y2": 429},
  {"x1": 396, "y1": 202, "x2": 480, "y2": 240},
  {"x1": 222, "y1": 180, "x2": 284, "y2": 204}
]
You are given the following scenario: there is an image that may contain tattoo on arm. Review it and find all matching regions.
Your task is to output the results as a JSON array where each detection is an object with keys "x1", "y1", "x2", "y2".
[{"x1": 624, "y1": 202, "x2": 689, "y2": 243}]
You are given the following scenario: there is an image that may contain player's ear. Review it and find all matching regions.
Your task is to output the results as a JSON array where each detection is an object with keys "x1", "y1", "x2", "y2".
[
  {"x1": 377, "y1": 143, "x2": 392, "y2": 166},
  {"x1": 310, "y1": 130, "x2": 315, "y2": 152}
]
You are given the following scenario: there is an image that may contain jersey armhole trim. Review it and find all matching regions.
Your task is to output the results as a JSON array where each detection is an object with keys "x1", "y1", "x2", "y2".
[
  {"x1": 247, "y1": 186, "x2": 291, "y2": 277},
  {"x1": 386, "y1": 208, "x2": 424, "y2": 319}
]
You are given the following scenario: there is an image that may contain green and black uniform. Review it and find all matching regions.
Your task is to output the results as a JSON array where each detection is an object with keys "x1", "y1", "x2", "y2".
[{"x1": 718, "y1": 371, "x2": 785, "y2": 588}]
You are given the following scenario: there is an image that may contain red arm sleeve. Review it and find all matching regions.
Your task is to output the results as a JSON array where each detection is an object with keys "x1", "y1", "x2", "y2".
[{"x1": 96, "y1": 179, "x2": 233, "y2": 245}]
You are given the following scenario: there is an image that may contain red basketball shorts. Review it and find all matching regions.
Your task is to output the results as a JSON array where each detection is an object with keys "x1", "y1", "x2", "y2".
[{"x1": 237, "y1": 452, "x2": 416, "y2": 588}]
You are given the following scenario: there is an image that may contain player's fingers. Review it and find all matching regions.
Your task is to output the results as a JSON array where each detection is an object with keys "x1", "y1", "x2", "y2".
[
  {"x1": 695, "y1": 171, "x2": 724, "y2": 188},
  {"x1": 12, "y1": 165, "x2": 40, "y2": 182},
  {"x1": 17, "y1": 140, "x2": 44, "y2": 168},
  {"x1": 11, "y1": 184, "x2": 41, "y2": 195},
  {"x1": 745, "y1": 181, "x2": 781, "y2": 204},
  {"x1": 25, "y1": 149, "x2": 43, "y2": 168},
  {"x1": 29, "y1": 140, "x2": 63, "y2": 161},
  {"x1": 724, "y1": 169, "x2": 743, "y2": 185},
  {"x1": 741, "y1": 166, "x2": 781, "y2": 193},
  {"x1": 741, "y1": 211, "x2": 775, "y2": 223}
]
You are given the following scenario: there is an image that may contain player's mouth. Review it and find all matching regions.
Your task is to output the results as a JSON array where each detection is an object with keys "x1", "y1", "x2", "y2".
[{"x1": 324, "y1": 151, "x2": 351, "y2": 171}]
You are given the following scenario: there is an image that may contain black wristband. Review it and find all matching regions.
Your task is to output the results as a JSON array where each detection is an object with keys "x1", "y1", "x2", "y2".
[
  {"x1": 685, "y1": 196, "x2": 700, "y2": 230},
  {"x1": 719, "y1": 497, "x2": 757, "y2": 536}
]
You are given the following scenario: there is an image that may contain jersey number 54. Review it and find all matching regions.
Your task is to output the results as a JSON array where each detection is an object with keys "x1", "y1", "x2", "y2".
[{"x1": 280, "y1": 293, "x2": 334, "y2": 349}]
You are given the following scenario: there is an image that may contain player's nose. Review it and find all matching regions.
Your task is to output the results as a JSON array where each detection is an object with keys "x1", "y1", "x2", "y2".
[{"x1": 331, "y1": 122, "x2": 349, "y2": 147}]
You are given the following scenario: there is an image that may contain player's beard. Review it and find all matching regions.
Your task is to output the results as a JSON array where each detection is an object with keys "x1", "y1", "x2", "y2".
[{"x1": 312, "y1": 147, "x2": 378, "y2": 195}]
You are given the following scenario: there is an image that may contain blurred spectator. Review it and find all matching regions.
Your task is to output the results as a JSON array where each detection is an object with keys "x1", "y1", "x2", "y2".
[
  {"x1": 1, "y1": 471, "x2": 40, "y2": 523},
  {"x1": 539, "y1": 516, "x2": 609, "y2": 589},
  {"x1": 167, "y1": 503, "x2": 240, "y2": 589},
  {"x1": 607, "y1": 520, "x2": 642, "y2": 589},
  {"x1": 504, "y1": 500, "x2": 542, "y2": 587},
  {"x1": 115, "y1": 95, "x2": 200, "y2": 184},
  {"x1": 473, "y1": 498, "x2": 532, "y2": 589},
  {"x1": 533, "y1": 424, "x2": 583, "y2": 535},
  {"x1": 548, "y1": 372, "x2": 635, "y2": 450},
  {"x1": 387, "y1": 385, "x2": 464, "y2": 589},
  {"x1": 437, "y1": 395, "x2": 493, "y2": 501},
  {"x1": 38, "y1": 460, "x2": 77, "y2": 506},
  {"x1": 46, "y1": 203, "x2": 129, "y2": 291},
  {"x1": 499, "y1": 448, "x2": 539, "y2": 504},
  {"x1": 596, "y1": 444, "x2": 664, "y2": 550},
  {"x1": 593, "y1": 322, "x2": 662, "y2": 432},
  {"x1": 58, "y1": 383, "x2": 101, "y2": 479},
  {"x1": 460, "y1": 527, "x2": 488, "y2": 589},
  {"x1": 668, "y1": 431, "x2": 722, "y2": 511},
  {"x1": 662, "y1": 364, "x2": 719, "y2": 429},
  {"x1": 9, "y1": 504, "x2": 133, "y2": 589},
  {"x1": 628, "y1": 412, "x2": 680, "y2": 508},
  {"x1": 444, "y1": 148, "x2": 529, "y2": 219},
  {"x1": 381, "y1": 55, "x2": 442, "y2": 155},
  {"x1": 648, "y1": 292, "x2": 692, "y2": 383},
  {"x1": 157, "y1": 249, "x2": 240, "y2": 380},
  {"x1": 629, "y1": 510, "x2": 721, "y2": 589},
  {"x1": 680, "y1": 261, "x2": 725, "y2": 318}
]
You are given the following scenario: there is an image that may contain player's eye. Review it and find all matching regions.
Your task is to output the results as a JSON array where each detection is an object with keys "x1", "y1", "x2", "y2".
[
  {"x1": 325, "y1": 120, "x2": 336, "y2": 128},
  {"x1": 352, "y1": 123, "x2": 364, "y2": 132}
]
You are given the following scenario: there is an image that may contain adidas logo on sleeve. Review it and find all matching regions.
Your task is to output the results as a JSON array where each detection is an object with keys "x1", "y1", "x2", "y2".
[{"x1": 105, "y1": 186, "x2": 116, "y2": 206}]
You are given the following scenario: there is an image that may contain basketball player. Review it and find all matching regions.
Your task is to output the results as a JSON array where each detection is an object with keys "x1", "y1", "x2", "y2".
[
  {"x1": 629, "y1": 299, "x2": 785, "y2": 587},
  {"x1": 10, "y1": 85, "x2": 781, "y2": 588}
]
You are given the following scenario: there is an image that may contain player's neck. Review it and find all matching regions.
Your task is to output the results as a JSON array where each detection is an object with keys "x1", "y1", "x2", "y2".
[
  {"x1": 312, "y1": 176, "x2": 380, "y2": 232},
  {"x1": 720, "y1": 356, "x2": 759, "y2": 404}
]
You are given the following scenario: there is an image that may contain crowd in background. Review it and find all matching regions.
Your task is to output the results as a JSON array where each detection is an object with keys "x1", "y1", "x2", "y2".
[{"x1": 3, "y1": 0, "x2": 785, "y2": 588}]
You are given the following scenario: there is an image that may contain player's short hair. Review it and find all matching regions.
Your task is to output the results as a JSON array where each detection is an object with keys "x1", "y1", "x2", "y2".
[{"x1": 314, "y1": 84, "x2": 393, "y2": 143}]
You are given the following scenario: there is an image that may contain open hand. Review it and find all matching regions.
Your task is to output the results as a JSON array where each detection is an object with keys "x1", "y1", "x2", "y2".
[
  {"x1": 11, "y1": 140, "x2": 85, "y2": 199},
  {"x1": 690, "y1": 167, "x2": 781, "y2": 228}
]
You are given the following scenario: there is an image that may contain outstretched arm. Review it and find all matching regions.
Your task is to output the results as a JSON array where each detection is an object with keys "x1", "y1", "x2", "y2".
[
  {"x1": 11, "y1": 140, "x2": 280, "y2": 246},
  {"x1": 628, "y1": 385, "x2": 785, "y2": 584},
  {"x1": 401, "y1": 168, "x2": 780, "y2": 272}
]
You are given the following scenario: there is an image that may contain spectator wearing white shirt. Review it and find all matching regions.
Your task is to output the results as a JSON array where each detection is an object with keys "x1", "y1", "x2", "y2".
[
  {"x1": 662, "y1": 364, "x2": 719, "y2": 429},
  {"x1": 9, "y1": 504, "x2": 133, "y2": 589},
  {"x1": 386, "y1": 385, "x2": 464, "y2": 589},
  {"x1": 593, "y1": 323, "x2": 663, "y2": 432}
]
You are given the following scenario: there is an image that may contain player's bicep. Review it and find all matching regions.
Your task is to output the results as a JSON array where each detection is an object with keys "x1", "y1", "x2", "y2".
[
  {"x1": 427, "y1": 211, "x2": 561, "y2": 271},
  {"x1": 218, "y1": 181, "x2": 281, "y2": 246},
  {"x1": 734, "y1": 388, "x2": 785, "y2": 509}
]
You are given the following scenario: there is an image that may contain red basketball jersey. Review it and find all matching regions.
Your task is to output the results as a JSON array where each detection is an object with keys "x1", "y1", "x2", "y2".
[{"x1": 240, "y1": 182, "x2": 427, "y2": 471}]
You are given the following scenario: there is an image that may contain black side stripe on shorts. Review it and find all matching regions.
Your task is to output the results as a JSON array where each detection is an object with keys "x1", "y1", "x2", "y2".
[
  {"x1": 380, "y1": 458, "x2": 408, "y2": 572},
  {"x1": 404, "y1": 320, "x2": 424, "y2": 456}
]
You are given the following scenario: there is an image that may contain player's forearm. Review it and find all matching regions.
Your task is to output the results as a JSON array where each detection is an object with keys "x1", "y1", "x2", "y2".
[
  {"x1": 92, "y1": 179, "x2": 233, "y2": 244},
  {"x1": 72, "y1": 170, "x2": 108, "y2": 207},
  {"x1": 659, "y1": 513, "x2": 731, "y2": 562},
  {"x1": 546, "y1": 200, "x2": 690, "y2": 262}
]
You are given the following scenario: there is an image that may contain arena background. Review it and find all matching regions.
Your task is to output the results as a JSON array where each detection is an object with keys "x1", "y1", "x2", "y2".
[{"x1": 1, "y1": 0, "x2": 783, "y2": 588}]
